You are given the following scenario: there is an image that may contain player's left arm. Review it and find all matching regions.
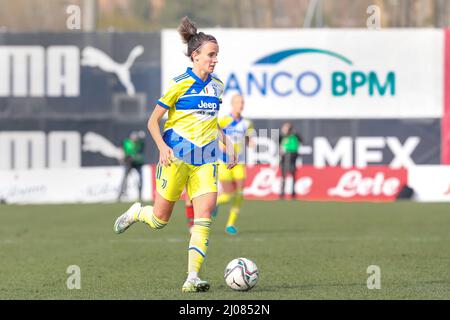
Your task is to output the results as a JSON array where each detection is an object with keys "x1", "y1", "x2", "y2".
[{"x1": 218, "y1": 126, "x2": 237, "y2": 169}]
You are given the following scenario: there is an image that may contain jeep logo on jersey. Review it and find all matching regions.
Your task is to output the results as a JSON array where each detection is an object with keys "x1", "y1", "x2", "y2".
[
  {"x1": 0, "y1": 45, "x2": 144, "y2": 97},
  {"x1": 197, "y1": 100, "x2": 218, "y2": 110}
]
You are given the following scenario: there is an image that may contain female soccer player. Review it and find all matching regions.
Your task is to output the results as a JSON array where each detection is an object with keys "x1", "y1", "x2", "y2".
[
  {"x1": 113, "y1": 17, "x2": 235, "y2": 293},
  {"x1": 214, "y1": 94, "x2": 255, "y2": 235}
]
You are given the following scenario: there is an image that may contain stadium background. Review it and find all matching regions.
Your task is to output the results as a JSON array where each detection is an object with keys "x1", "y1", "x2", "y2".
[
  {"x1": 1, "y1": 1, "x2": 449, "y2": 203},
  {"x1": 1, "y1": 0, "x2": 450, "y2": 300}
]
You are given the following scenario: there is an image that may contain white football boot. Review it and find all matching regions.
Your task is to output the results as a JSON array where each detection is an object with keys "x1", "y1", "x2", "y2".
[
  {"x1": 113, "y1": 202, "x2": 142, "y2": 234},
  {"x1": 182, "y1": 277, "x2": 210, "y2": 293}
]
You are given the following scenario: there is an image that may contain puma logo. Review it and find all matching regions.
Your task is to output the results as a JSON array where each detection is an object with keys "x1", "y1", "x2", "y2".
[
  {"x1": 81, "y1": 45, "x2": 144, "y2": 96},
  {"x1": 82, "y1": 132, "x2": 123, "y2": 160}
]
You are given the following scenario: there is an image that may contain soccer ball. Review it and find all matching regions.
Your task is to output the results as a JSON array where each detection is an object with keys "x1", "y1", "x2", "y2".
[{"x1": 224, "y1": 258, "x2": 259, "y2": 291}]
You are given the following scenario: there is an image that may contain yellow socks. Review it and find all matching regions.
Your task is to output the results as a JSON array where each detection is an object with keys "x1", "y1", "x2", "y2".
[
  {"x1": 226, "y1": 189, "x2": 243, "y2": 227},
  {"x1": 188, "y1": 218, "x2": 212, "y2": 274},
  {"x1": 226, "y1": 208, "x2": 239, "y2": 227},
  {"x1": 232, "y1": 188, "x2": 244, "y2": 208},
  {"x1": 134, "y1": 205, "x2": 168, "y2": 230}
]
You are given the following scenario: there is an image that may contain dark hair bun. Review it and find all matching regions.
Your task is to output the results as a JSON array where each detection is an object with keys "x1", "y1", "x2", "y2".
[
  {"x1": 177, "y1": 16, "x2": 217, "y2": 61},
  {"x1": 178, "y1": 16, "x2": 197, "y2": 44}
]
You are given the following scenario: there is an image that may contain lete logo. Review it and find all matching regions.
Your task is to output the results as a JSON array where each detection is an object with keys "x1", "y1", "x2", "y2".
[
  {"x1": 328, "y1": 170, "x2": 402, "y2": 198},
  {"x1": 244, "y1": 167, "x2": 312, "y2": 197},
  {"x1": 243, "y1": 165, "x2": 406, "y2": 201}
]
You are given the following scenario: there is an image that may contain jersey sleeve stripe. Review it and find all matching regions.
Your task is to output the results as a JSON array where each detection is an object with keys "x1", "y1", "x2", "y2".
[
  {"x1": 174, "y1": 73, "x2": 189, "y2": 82},
  {"x1": 211, "y1": 77, "x2": 224, "y2": 86},
  {"x1": 157, "y1": 100, "x2": 171, "y2": 110}
]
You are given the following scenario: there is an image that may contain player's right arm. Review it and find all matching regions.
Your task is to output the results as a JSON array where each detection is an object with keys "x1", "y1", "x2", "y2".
[
  {"x1": 149, "y1": 79, "x2": 182, "y2": 167},
  {"x1": 147, "y1": 105, "x2": 174, "y2": 167}
]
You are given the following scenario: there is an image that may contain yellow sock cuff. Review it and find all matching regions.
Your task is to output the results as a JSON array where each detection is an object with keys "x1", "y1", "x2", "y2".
[
  {"x1": 193, "y1": 218, "x2": 212, "y2": 228},
  {"x1": 150, "y1": 214, "x2": 168, "y2": 229},
  {"x1": 138, "y1": 206, "x2": 168, "y2": 229}
]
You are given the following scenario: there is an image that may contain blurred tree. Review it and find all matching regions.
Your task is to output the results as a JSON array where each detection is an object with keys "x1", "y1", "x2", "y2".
[
  {"x1": 0, "y1": 0, "x2": 82, "y2": 31},
  {"x1": 132, "y1": 0, "x2": 149, "y2": 21},
  {"x1": 0, "y1": 0, "x2": 449, "y2": 31},
  {"x1": 435, "y1": 0, "x2": 449, "y2": 27}
]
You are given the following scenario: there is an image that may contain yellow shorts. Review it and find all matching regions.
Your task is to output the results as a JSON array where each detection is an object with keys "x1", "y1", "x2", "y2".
[
  {"x1": 156, "y1": 158, "x2": 218, "y2": 201},
  {"x1": 218, "y1": 163, "x2": 246, "y2": 182}
]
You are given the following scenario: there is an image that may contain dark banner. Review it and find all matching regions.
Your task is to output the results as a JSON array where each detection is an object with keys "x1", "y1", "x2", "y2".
[
  {"x1": 0, "y1": 118, "x2": 440, "y2": 170},
  {"x1": 249, "y1": 119, "x2": 441, "y2": 167},
  {"x1": 0, "y1": 32, "x2": 161, "y2": 169},
  {"x1": 0, "y1": 32, "x2": 160, "y2": 120},
  {"x1": 0, "y1": 119, "x2": 160, "y2": 169}
]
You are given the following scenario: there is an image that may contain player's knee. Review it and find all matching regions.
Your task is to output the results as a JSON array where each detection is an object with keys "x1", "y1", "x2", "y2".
[{"x1": 194, "y1": 209, "x2": 215, "y2": 219}]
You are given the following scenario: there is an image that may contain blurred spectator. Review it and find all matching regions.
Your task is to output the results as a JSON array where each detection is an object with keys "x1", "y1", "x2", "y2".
[
  {"x1": 279, "y1": 122, "x2": 303, "y2": 199},
  {"x1": 117, "y1": 130, "x2": 145, "y2": 202}
]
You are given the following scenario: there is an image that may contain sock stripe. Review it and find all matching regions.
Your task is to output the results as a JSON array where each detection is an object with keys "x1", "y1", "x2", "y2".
[
  {"x1": 153, "y1": 213, "x2": 167, "y2": 224},
  {"x1": 194, "y1": 218, "x2": 212, "y2": 227},
  {"x1": 188, "y1": 246, "x2": 206, "y2": 257},
  {"x1": 151, "y1": 214, "x2": 167, "y2": 229},
  {"x1": 194, "y1": 223, "x2": 211, "y2": 229},
  {"x1": 194, "y1": 221, "x2": 211, "y2": 228}
]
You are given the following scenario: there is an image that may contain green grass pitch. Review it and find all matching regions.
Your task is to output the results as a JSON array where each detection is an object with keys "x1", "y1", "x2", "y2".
[{"x1": 1, "y1": 200, "x2": 449, "y2": 299}]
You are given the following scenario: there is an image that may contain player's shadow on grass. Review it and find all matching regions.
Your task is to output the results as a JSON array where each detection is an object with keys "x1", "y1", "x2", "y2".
[
  {"x1": 254, "y1": 284, "x2": 304, "y2": 292},
  {"x1": 238, "y1": 228, "x2": 305, "y2": 235},
  {"x1": 255, "y1": 282, "x2": 364, "y2": 293}
]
